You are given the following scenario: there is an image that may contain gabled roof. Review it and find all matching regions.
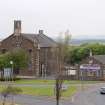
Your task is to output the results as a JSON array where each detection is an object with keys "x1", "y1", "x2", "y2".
[
  {"x1": 21, "y1": 33, "x2": 38, "y2": 43},
  {"x1": 92, "y1": 55, "x2": 105, "y2": 64},
  {"x1": 21, "y1": 33, "x2": 57, "y2": 47},
  {"x1": 1, "y1": 32, "x2": 57, "y2": 48},
  {"x1": 36, "y1": 34, "x2": 57, "y2": 47}
]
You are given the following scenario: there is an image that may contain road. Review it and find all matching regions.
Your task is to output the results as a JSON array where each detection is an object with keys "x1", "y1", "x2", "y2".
[
  {"x1": 0, "y1": 83, "x2": 105, "y2": 105},
  {"x1": 0, "y1": 94, "x2": 74, "y2": 105},
  {"x1": 73, "y1": 83, "x2": 105, "y2": 105}
]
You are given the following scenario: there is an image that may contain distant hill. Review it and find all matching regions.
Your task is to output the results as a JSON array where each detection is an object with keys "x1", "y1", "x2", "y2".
[
  {"x1": 70, "y1": 39, "x2": 105, "y2": 45},
  {"x1": 53, "y1": 37, "x2": 105, "y2": 45}
]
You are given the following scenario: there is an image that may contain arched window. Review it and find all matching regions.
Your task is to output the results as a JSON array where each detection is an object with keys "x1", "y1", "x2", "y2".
[
  {"x1": 28, "y1": 49, "x2": 32, "y2": 53},
  {"x1": 28, "y1": 49, "x2": 32, "y2": 71}
]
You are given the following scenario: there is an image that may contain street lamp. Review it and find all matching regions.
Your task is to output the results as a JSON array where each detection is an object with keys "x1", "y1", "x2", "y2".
[{"x1": 10, "y1": 61, "x2": 13, "y2": 81}]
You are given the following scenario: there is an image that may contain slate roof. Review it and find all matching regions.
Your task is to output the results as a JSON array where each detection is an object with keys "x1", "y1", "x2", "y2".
[
  {"x1": 21, "y1": 33, "x2": 57, "y2": 47},
  {"x1": 93, "y1": 55, "x2": 105, "y2": 64},
  {"x1": 22, "y1": 33, "x2": 38, "y2": 43}
]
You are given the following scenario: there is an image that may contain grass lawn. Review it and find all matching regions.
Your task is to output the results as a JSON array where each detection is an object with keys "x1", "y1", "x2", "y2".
[
  {"x1": 21, "y1": 86, "x2": 77, "y2": 97},
  {"x1": 0, "y1": 85, "x2": 77, "y2": 97},
  {"x1": 14, "y1": 79, "x2": 103, "y2": 85},
  {"x1": 15, "y1": 79, "x2": 56, "y2": 84}
]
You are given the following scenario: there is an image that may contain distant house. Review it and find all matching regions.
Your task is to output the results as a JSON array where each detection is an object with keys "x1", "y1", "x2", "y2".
[
  {"x1": 78, "y1": 55, "x2": 105, "y2": 80},
  {"x1": 0, "y1": 20, "x2": 58, "y2": 77},
  {"x1": 63, "y1": 65, "x2": 78, "y2": 80}
]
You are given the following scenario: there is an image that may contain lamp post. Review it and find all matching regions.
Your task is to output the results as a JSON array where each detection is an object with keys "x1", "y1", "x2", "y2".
[{"x1": 10, "y1": 61, "x2": 13, "y2": 81}]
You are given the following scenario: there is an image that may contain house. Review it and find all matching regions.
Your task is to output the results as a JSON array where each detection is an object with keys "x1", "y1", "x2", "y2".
[
  {"x1": 0, "y1": 20, "x2": 58, "y2": 77},
  {"x1": 63, "y1": 65, "x2": 78, "y2": 80},
  {"x1": 78, "y1": 55, "x2": 105, "y2": 80}
]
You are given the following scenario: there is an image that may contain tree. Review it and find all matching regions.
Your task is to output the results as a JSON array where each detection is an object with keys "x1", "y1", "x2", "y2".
[
  {"x1": 0, "y1": 54, "x2": 5, "y2": 78},
  {"x1": 0, "y1": 48, "x2": 29, "y2": 79},
  {"x1": 1, "y1": 85, "x2": 22, "y2": 105},
  {"x1": 67, "y1": 43, "x2": 105, "y2": 64},
  {"x1": 55, "y1": 30, "x2": 71, "y2": 105},
  {"x1": 67, "y1": 46, "x2": 90, "y2": 64},
  {"x1": 3, "y1": 48, "x2": 29, "y2": 70}
]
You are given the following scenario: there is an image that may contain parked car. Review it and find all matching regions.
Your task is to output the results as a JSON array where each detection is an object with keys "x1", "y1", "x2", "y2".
[
  {"x1": 61, "y1": 85, "x2": 68, "y2": 91},
  {"x1": 100, "y1": 87, "x2": 105, "y2": 94}
]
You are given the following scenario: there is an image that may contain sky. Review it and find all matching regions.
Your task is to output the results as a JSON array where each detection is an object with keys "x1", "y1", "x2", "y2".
[{"x1": 0, "y1": 0, "x2": 105, "y2": 39}]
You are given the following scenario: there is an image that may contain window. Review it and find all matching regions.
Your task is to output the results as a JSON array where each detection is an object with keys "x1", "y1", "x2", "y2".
[
  {"x1": 87, "y1": 71, "x2": 94, "y2": 76},
  {"x1": 28, "y1": 49, "x2": 33, "y2": 71},
  {"x1": 28, "y1": 61, "x2": 32, "y2": 71},
  {"x1": 28, "y1": 49, "x2": 32, "y2": 53},
  {"x1": 1, "y1": 49, "x2": 7, "y2": 54},
  {"x1": 16, "y1": 41, "x2": 21, "y2": 47}
]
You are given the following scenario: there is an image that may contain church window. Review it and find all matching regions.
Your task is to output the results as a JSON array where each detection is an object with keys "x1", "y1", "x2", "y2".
[{"x1": 28, "y1": 49, "x2": 32, "y2": 53}]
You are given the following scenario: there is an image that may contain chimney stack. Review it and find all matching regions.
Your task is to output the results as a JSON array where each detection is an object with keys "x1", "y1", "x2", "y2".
[
  {"x1": 14, "y1": 20, "x2": 21, "y2": 35},
  {"x1": 39, "y1": 30, "x2": 43, "y2": 34}
]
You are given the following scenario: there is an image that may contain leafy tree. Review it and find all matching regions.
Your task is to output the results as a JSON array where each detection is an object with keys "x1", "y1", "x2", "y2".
[
  {"x1": 0, "y1": 54, "x2": 5, "y2": 78},
  {"x1": 0, "y1": 48, "x2": 29, "y2": 79},
  {"x1": 87, "y1": 43, "x2": 105, "y2": 55},
  {"x1": 67, "y1": 43, "x2": 105, "y2": 64},
  {"x1": 3, "y1": 49, "x2": 29, "y2": 69}
]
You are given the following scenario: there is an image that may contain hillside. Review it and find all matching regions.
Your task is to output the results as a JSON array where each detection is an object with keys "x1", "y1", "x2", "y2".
[{"x1": 70, "y1": 39, "x2": 105, "y2": 45}]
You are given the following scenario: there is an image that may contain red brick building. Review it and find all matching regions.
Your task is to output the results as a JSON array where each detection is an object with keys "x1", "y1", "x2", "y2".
[{"x1": 0, "y1": 20, "x2": 58, "y2": 77}]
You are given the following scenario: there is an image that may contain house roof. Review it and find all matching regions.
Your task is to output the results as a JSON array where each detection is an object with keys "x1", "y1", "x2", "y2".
[
  {"x1": 93, "y1": 55, "x2": 105, "y2": 64},
  {"x1": 21, "y1": 33, "x2": 57, "y2": 47},
  {"x1": 22, "y1": 33, "x2": 38, "y2": 43}
]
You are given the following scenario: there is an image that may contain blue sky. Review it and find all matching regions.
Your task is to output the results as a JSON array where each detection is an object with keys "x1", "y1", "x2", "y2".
[{"x1": 0, "y1": 0, "x2": 105, "y2": 39}]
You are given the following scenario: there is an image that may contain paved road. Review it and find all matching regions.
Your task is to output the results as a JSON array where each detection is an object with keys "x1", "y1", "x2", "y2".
[
  {"x1": 0, "y1": 94, "x2": 75, "y2": 105},
  {"x1": 72, "y1": 83, "x2": 105, "y2": 105}
]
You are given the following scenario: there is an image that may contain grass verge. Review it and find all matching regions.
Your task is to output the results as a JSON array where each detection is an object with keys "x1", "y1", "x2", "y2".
[
  {"x1": 0, "y1": 85, "x2": 77, "y2": 97},
  {"x1": 14, "y1": 79, "x2": 103, "y2": 85}
]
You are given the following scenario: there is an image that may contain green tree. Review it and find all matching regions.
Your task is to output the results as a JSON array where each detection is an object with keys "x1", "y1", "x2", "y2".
[
  {"x1": 3, "y1": 49, "x2": 28, "y2": 69},
  {"x1": 67, "y1": 43, "x2": 105, "y2": 64},
  {"x1": 87, "y1": 43, "x2": 105, "y2": 55},
  {"x1": 0, "y1": 54, "x2": 5, "y2": 78},
  {"x1": 0, "y1": 48, "x2": 29, "y2": 79}
]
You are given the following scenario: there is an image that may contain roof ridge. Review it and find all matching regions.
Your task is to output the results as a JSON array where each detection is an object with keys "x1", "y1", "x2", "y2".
[
  {"x1": 21, "y1": 33, "x2": 57, "y2": 47},
  {"x1": 21, "y1": 33, "x2": 38, "y2": 35},
  {"x1": 38, "y1": 34, "x2": 57, "y2": 44}
]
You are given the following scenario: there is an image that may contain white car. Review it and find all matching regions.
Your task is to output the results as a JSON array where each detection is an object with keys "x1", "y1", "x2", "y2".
[
  {"x1": 100, "y1": 87, "x2": 105, "y2": 94},
  {"x1": 61, "y1": 85, "x2": 68, "y2": 91}
]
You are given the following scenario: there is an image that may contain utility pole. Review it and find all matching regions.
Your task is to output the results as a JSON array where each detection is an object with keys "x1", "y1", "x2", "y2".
[{"x1": 10, "y1": 61, "x2": 14, "y2": 82}]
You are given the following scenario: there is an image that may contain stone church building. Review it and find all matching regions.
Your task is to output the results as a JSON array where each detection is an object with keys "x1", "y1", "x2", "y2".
[{"x1": 0, "y1": 20, "x2": 58, "y2": 77}]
